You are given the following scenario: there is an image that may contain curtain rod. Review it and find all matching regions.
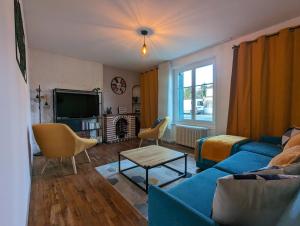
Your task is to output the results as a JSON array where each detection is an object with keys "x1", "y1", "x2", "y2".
[{"x1": 232, "y1": 24, "x2": 300, "y2": 49}]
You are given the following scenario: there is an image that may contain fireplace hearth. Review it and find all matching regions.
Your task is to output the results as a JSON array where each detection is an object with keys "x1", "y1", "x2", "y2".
[
  {"x1": 103, "y1": 114, "x2": 136, "y2": 143},
  {"x1": 116, "y1": 118, "x2": 128, "y2": 138}
]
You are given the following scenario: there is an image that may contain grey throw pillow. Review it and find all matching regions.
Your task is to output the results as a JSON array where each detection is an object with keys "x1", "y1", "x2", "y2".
[{"x1": 212, "y1": 174, "x2": 300, "y2": 226}]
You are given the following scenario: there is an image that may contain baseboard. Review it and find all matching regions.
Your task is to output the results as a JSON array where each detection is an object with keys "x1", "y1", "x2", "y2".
[
  {"x1": 26, "y1": 163, "x2": 33, "y2": 226},
  {"x1": 161, "y1": 139, "x2": 176, "y2": 144}
]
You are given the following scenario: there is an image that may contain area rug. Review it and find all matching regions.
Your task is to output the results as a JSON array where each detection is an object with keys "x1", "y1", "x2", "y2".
[{"x1": 95, "y1": 155, "x2": 196, "y2": 218}]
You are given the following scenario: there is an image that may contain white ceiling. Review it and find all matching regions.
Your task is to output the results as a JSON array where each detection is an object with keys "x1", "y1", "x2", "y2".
[{"x1": 24, "y1": 0, "x2": 300, "y2": 72}]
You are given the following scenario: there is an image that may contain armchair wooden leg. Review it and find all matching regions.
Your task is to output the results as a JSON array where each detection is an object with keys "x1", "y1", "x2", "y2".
[
  {"x1": 156, "y1": 139, "x2": 159, "y2": 145},
  {"x1": 139, "y1": 139, "x2": 143, "y2": 147},
  {"x1": 84, "y1": 149, "x2": 91, "y2": 163},
  {"x1": 41, "y1": 159, "x2": 49, "y2": 175},
  {"x1": 71, "y1": 156, "x2": 77, "y2": 174}
]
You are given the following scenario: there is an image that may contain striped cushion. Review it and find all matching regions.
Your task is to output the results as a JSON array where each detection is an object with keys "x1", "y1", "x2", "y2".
[
  {"x1": 282, "y1": 127, "x2": 300, "y2": 147},
  {"x1": 233, "y1": 174, "x2": 297, "y2": 180}
]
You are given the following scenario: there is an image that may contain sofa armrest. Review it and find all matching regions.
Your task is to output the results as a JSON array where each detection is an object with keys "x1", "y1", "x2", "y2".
[
  {"x1": 259, "y1": 136, "x2": 281, "y2": 146},
  {"x1": 148, "y1": 186, "x2": 218, "y2": 226},
  {"x1": 194, "y1": 137, "x2": 209, "y2": 161}
]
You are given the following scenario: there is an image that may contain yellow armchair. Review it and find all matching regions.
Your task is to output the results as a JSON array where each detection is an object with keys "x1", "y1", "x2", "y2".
[
  {"x1": 32, "y1": 123, "x2": 97, "y2": 175},
  {"x1": 138, "y1": 117, "x2": 170, "y2": 147}
]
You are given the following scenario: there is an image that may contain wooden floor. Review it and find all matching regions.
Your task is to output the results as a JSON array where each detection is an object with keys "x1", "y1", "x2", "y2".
[{"x1": 28, "y1": 139, "x2": 193, "y2": 226}]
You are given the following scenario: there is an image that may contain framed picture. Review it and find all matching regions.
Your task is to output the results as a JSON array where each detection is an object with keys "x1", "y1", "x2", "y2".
[{"x1": 14, "y1": 0, "x2": 27, "y2": 83}]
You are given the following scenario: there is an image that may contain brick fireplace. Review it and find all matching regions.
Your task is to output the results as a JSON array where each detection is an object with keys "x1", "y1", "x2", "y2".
[{"x1": 103, "y1": 114, "x2": 136, "y2": 143}]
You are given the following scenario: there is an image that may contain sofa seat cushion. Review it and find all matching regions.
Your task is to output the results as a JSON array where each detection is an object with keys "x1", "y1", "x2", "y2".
[
  {"x1": 214, "y1": 151, "x2": 271, "y2": 174},
  {"x1": 167, "y1": 168, "x2": 229, "y2": 217},
  {"x1": 239, "y1": 141, "x2": 282, "y2": 157}
]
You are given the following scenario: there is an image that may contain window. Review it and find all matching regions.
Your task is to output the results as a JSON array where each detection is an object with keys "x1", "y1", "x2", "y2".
[{"x1": 177, "y1": 61, "x2": 214, "y2": 123}]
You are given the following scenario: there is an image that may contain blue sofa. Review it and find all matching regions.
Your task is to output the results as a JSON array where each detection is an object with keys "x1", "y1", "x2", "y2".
[{"x1": 148, "y1": 137, "x2": 300, "y2": 226}]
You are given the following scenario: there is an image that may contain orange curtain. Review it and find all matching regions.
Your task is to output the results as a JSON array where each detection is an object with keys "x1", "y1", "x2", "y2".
[
  {"x1": 227, "y1": 27, "x2": 300, "y2": 140},
  {"x1": 140, "y1": 68, "x2": 158, "y2": 128}
]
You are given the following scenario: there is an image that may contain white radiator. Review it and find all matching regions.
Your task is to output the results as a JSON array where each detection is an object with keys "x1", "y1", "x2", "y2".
[{"x1": 175, "y1": 125, "x2": 208, "y2": 148}]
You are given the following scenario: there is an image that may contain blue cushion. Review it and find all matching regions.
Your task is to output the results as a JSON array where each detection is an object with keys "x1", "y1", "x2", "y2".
[
  {"x1": 214, "y1": 151, "x2": 271, "y2": 174},
  {"x1": 277, "y1": 189, "x2": 300, "y2": 226},
  {"x1": 239, "y1": 141, "x2": 282, "y2": 157},
  {"x1": 259, "y1": 136, "x2": 282, "y2": 146},
  {"x1": 151, "y1": 118, "x2": 163, "y2": 128},
  {"x1": 167, "y1": 168, "x2": 229, "y2": 217}
]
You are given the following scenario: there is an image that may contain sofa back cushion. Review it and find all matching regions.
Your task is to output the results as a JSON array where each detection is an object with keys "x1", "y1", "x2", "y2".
[{"x1": 239, "y1": 141, "x2": 282, "y2": 157}]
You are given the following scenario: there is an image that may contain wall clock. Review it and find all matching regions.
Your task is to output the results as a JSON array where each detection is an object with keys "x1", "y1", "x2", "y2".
[{"x1": 111, "y1": 76, "x2": 126, "y2": 95}]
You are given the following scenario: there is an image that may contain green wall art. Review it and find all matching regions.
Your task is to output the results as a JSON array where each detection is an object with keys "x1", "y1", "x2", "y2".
[{"x1": 14, "y1": 0, "x2": 27, "y2": 82}]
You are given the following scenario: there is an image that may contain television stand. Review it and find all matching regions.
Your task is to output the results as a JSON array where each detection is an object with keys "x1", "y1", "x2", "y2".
[{"x1": 56, "y1": 117, "x2": 102, "y2": 142}]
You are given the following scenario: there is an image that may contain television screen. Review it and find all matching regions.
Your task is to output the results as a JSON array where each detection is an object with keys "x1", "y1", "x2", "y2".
[{"x1": 56, "y1": 92, "x2": 99, "y2": 118}]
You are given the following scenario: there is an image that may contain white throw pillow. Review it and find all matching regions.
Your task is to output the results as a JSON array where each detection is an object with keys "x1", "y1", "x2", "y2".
[{"x1": 212, "y1": 174, "x2": 300, "y2": 226}]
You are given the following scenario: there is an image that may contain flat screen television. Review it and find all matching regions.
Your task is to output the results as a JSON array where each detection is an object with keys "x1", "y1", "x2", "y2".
[{"x1": 55, "y1": 91, "x2": 99, "y2": 118}]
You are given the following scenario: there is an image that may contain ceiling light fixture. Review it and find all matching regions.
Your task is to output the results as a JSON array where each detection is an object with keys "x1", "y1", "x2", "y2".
[{"x1": 140, "y1": 29, "x2": 148, "y2": 56}]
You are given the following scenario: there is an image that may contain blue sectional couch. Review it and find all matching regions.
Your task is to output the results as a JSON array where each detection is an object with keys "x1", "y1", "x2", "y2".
[{"x1": 148, "y1": 137, "x2": 300, "y2": 226}]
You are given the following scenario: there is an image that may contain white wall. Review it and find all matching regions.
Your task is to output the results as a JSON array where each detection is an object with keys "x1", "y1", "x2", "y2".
[
  {"x1": 29, "y1": 48, "x2": 103, "y2": 152},
  {"x1": 29, "y1": 48, "x2": 103, "y2": 91},
  {"x1": 0, "y1": 0, "x2": 31, "y2": 226},
  {"x1": 158, "y1": 62, "x2": 173, "y2": 119},
  {"x1": 103, "y1": 65, "x2": 139, "y2": 114},
  {"x1": 158, "y1": 62, "x2": 175, "y2": 142},
  {"x1": 166, "y1": 16, "x2": 300, "y2": 136},
  {"x1": 29, "y1": 49, "x2": 103, "y2": 122}
]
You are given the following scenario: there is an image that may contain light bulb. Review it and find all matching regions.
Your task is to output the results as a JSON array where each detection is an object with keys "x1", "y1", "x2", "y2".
[{"x1": 141, "y1": 43, "x2": 147, "y2": 55}]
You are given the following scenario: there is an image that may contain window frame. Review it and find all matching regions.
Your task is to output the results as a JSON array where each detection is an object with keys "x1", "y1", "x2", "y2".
[{"x1": 174, "y1": 58, "x2": 216, "y2": 127}]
